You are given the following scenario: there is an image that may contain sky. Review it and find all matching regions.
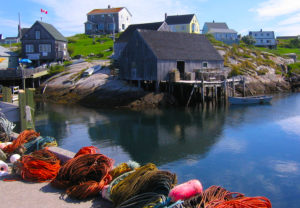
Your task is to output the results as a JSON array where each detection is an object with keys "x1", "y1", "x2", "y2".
[{"x1": 1, "y1": 0, "x2": 300, "y2": 38}]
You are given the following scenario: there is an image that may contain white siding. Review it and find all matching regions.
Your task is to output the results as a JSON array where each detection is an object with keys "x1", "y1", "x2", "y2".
[{"x1": 118, "y1": 8, "x2": 131, "y2": 32}]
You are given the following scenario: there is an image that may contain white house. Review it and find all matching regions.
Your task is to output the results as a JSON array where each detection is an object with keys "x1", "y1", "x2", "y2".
[
  {"x1": 202, "y1": 21, "x2": 239, "y2": 45},
  {"x1": 249, "y1": 30, "x2": 276, "y2": 49},
  {"x1": 85, "y1": 5, "x2": 132, "y2": 35}
]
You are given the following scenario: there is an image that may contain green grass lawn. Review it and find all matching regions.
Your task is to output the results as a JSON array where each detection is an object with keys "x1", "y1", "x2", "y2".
[
  {"x1": 67, "y1": 34, "x2": 115, "y2": 59},
  {"x1": 255, "y1": 47, "x2": 300, "y2": 60}
]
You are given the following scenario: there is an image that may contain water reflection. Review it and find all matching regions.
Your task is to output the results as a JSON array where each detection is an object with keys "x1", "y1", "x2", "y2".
[{"x1": 34, "y1": 93, "x2": 300, "y2": 208}]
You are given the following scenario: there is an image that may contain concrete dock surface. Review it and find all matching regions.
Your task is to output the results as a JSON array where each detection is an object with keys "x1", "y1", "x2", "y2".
[{"x1": 0, "y1": 147, "x2": 113, "y2": 208}]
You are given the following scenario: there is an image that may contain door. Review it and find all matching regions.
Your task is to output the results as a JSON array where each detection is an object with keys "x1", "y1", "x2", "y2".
[{"x1": 177, "y1": 61, "x2": 185, "y2": 79}]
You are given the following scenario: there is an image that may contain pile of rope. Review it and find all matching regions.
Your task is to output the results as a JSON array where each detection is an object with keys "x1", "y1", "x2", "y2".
[
  {"x1": 0, "y1": 114, "x2": 15, "y2": 142},
  {"x1": 180, "y1": 186, "x2": 271, "y2": 208},
  {"x1": 13, "y1": 149, "x2": 61, "y2": 182},
  {"x1": 23, "y1": 136, "x2": 57, "y2": 154},
  {"x1": 3, "y1": 129, "x2": 40, "y2": 155},
  {"x1": 110, "y1": 163, "x2": 177, "y2": 207},
  {"x1": 109, "y1": 160, "x2": 140, "y2": 180},
  {"x1": 74, "y1": 146, "x2": 100, "y2": 158},
  {"x1": 51, "y1": 153, "x2": 114, "y2": 199}
]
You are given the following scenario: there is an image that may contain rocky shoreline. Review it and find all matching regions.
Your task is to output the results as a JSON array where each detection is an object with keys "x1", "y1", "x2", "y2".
[{"x1": 39, "y1": 54, "x2": 295, "y2": 108}]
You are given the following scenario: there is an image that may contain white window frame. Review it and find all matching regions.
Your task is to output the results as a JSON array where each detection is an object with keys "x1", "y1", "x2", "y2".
[
  {"x1": 35, "y1": 31, "x2": 40, "y2": 39},
  {"x1": 39, "y1": 44, "x2": 51, "y2": 53},
  {"x1": 25, "y1": 44, "x2": 34, "y2": 53}
]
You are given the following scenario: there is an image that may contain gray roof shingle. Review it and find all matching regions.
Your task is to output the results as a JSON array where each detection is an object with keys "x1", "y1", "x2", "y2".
[
  {"x1": 37, "y1": 21, "x2": 67, "y2": 42},
  {"x1": 116, "y1": 22, "x2": 165, "y2": 43},
  {"x1": 208, "y1": 28, "x2": 237, "y2": 34},
  {"x1": 165, "y1": 14, "x2": 194, "y2": 25},
  {"x1": 138, "y1": 30, "x2": 223, "y2": 61},
  {"x1": 205, "y1": 22, "x2": 229, "y2": 30}
]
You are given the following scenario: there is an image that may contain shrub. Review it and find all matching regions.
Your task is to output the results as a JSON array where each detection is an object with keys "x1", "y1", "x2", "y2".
[
  {"x1": 49, "y1": 65, "x2": 65, "y2": 76},
  {"x1": 228, "y1": 65, "x2": 243, "y2": 77},
  {"x1": 241, "y1": 35, "x2": 256, "y2": 46},
  {"x1": 67, "y1": 46, "x2": 75, "y2": 56},
  {"x1": 257, "y1": 68, "x2": 269, "y2": 75},
  {"x1": 288, "y1": 62, "x2": 300, "y2": 75},
  {"x1": 241, "y1": 60, "x2": 256, "y2": 70}
]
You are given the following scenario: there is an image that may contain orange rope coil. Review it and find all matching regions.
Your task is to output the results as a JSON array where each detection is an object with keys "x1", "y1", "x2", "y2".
[
  {"x1": 51, "y1": 153, "x2": 114, "y2": 199},
  {"x1": 14, "y1": 149, "x2": 61, "y2": 182},
  {"x1": 3, "y1": 130, "x2": 40, "y2": 154}
]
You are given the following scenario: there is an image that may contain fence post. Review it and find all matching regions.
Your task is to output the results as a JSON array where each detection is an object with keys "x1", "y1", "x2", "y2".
[
  {"x1": 3, "y1": 87, "x2": 12, "y2": 103},
  {"x1": 19, "y1": 89, "x2": 35, "y2": 131}
]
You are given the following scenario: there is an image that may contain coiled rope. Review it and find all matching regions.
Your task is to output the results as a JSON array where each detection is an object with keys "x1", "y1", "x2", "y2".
[
  {"x1": 111, "y1": 163, "x2": 177, "y2": 207},
  {"x1": 3, "y1": 130, "x2": 40, "y2": 154},
  {"x1": 14, "y1": 149, "x2": 61, "y2": 182},
  {"x1": 0, "y1": 114, "x2": 15, "y2": 142},
  {"x1": 74, "y1": 146, "x2": 99, "y2": 158},
  {"x1": 51, "y1": 153, "x2": 114, "y2": 199}
]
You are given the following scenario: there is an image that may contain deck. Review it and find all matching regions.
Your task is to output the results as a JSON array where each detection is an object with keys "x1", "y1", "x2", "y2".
[{"x1": 0, "y1": 67, "x2": 48, "y2": 80}]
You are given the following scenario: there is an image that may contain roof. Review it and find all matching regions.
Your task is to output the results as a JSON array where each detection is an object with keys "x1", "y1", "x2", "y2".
[
  {"x1": 36, "y1": 21, "x2": 67, "y2": 42},
  {"x1": 20, "y1": 28, "x2": 29, "y2": 38},
  {"x1": 165, "y1": 14, "x2": 195, "y2": 25},
  {"x1": 205, "y1": 22, "x2": 229, "y2": 30},
  {"x1": 116, "y1": 22, "x2": 165, "y2": 43},
  {"x1": 88, "y1": 7, "x2": 124, "y2": 15},
  {"x1": 0, "y1": 46, "x2": 17, "y2": 56},
  {"x1": 208, "y1": 28, "x2": 237, "y2": 34},
  {"x1": 137, "y1": 30, "x2": 223, "y2": 61},
  {"x1": 249, "y1": 30, "x2": 275, "y2": 34}
]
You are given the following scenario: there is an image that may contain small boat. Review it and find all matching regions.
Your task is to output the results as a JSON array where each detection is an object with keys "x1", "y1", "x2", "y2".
[{"x1": 228, "y1": 96, "x2": 272, "y2": 105}]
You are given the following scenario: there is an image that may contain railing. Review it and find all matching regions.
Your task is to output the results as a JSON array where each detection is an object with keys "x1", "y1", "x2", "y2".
[{"x1": 0, "y1": 67, "x2": 48, "y2": 79}]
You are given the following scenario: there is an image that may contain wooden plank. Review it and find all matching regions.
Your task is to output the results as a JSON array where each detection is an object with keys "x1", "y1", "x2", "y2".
[
  {"x1": 25, "y1": 88, "x2": 35, "y2": 130},
  {"x1": 3, "y1": 87, "x2": 12, "y2": 103},
  {"x1": 18, "y1": 90, "x2": 27, "y2": 131},
  {"x1": 31, "y1": 70, "x2": 48, "y2": 78}
]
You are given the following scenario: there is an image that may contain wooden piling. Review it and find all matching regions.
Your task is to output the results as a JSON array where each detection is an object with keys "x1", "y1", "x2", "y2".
[
  {"x1": 3, "y1": 87, "x2": 12, "y2": 103},
  {"x1": 19, "y1": 89, "x2": 35, "y2": 131}
]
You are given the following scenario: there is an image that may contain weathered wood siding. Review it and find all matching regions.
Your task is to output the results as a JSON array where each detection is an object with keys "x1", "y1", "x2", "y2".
[
  {"x1": 119, "y1": 32, "x2": 157, "y2": 80},
  {"x1": 22, "y1": 22, "x2": 67, "y2": 62},
  {"x1": 157, "y1": 60, "x2": 224, "y2": 81}
]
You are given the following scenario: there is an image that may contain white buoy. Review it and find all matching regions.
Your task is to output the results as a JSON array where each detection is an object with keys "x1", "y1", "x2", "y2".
[
  {"x1": 10, "y1": 154, "x2": 21, "y2": 163},
  {"x1": 0, "y1": 142, "x2": 12, "y2": 150},
  {"x1": 0, "y1": 160, "x2": 9, "y2": 177}
]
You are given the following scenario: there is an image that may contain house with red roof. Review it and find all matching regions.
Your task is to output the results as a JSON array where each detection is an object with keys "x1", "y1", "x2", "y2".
[{"x1": 84, "y1": 5, "x2": 132, "y2": 35}]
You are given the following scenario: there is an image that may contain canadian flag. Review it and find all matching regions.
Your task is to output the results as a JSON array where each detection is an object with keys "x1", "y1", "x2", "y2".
[{"x1": 41, "y1": 9, "x2": 48, "y2": 14}]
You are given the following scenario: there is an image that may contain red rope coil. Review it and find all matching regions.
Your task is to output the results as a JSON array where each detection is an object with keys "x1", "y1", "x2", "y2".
[{"x1": 51, "y1": 153, "x2": 114, "y2": 199}]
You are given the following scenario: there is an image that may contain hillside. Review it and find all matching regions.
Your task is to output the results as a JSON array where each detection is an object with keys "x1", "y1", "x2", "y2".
[
  {"x1": 67, "y1": 34, "x2": 115, "y2": 59},
  {"x1": 208, "y1": 36, "x2": 295, "y2": 94}
]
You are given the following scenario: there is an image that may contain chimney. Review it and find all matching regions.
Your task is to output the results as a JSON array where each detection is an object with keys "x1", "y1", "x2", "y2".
[
  {"x1": 213, "y1": 20, "x2": 215, "y2": 23},
  {"x1": 260, "y1": 29, "x2": 263, "y2": 32},
  {"x1": 0, "y1": 34, "x2": 2, "y2": 40},
  {"x1": 108, "y1": 5, "x2": 111, "y2": 9},
  {"x1": 165, "y1": 13, "x2": 167, "y2": 20}
]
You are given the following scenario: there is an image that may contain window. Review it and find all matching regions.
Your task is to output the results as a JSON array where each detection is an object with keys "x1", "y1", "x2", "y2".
[
  {"x1": 108, "y1": 23, "x2": 114, "y2": 30},
  {"x1": 86, "y1": 23, "x2": 92, "y2": 30},
  {"x1": 202, "y1": 62, "x2": 208, "y2": 68},
  {"x1": 267, "y1": 33, "x2": 270, "y2": 36},
  {"x1": 91, "y1": 15, "x2": 95, "y2": 20},
  {"x1": 122, "y1": 24, "x2": 125, "y2": 30},
  {"x1": 267, "y1": 40, "x2": 271, "y2": 43},
  {"x1": 101, "y1": 14, "x2": 104, "y2": 18},
  {"x1": 98, "y1": 23, "x2": 104, "y2": 30},
  {"x1": 181, "y1": 25, "x2": 185, "y2": 30},
  {"x1": 35, "y1": 31, "x2": 40, "y2": 39},
  {"x1": 39, "y1": 44, "x2": 51, "y2": 53},
  {"x1": 25, "y1": 44, "x2": 34, "y2": 53}
]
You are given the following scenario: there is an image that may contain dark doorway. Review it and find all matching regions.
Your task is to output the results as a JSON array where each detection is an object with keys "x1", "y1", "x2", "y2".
[{"x1": 177, "y1": 61, "x2": 185, "y2": 79}]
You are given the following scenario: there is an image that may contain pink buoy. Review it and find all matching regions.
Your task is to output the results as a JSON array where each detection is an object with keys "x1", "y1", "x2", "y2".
[{"x1": 169, "y1": 179, "x2": 203, "y2": 202}]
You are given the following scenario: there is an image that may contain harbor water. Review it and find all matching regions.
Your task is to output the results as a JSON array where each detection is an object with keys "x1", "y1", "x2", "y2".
[{"x1": 35, "y1": 93, "x2": 300, "y2": 208}]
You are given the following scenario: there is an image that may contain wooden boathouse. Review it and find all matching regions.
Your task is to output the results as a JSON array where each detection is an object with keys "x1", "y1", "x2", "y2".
[
  {"x1": 119, "y1": 29, "x2": 224, "y2": 82},
  {"x1": 118, "y1": 29, "x2": 244, "y2": 105}
]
